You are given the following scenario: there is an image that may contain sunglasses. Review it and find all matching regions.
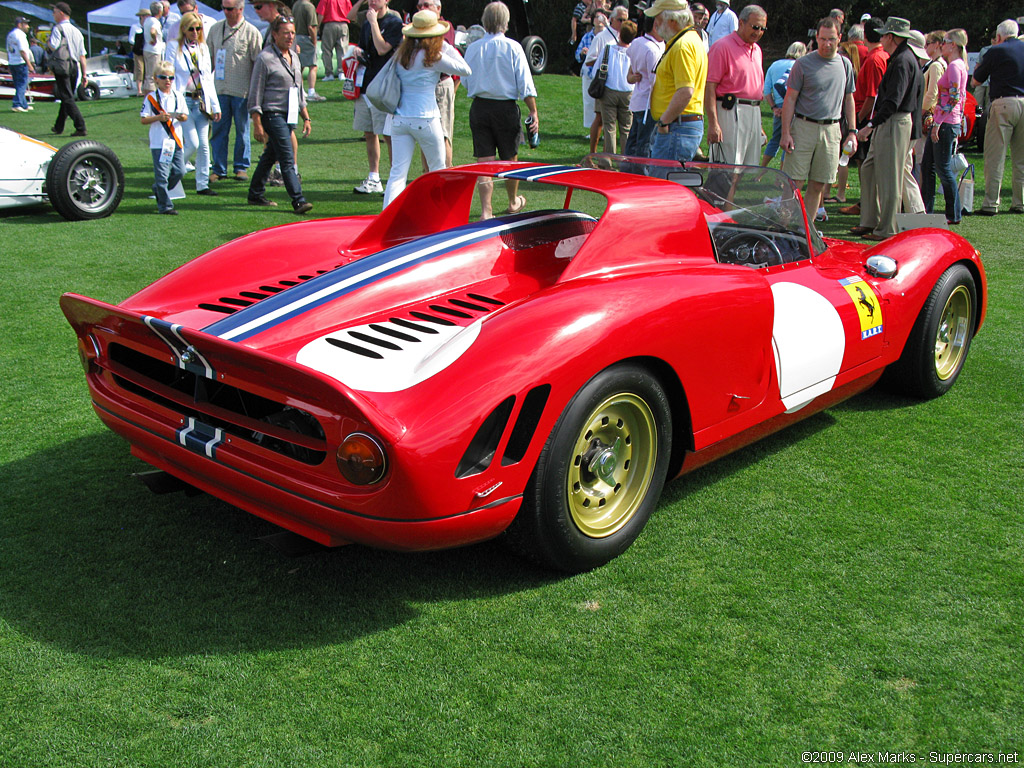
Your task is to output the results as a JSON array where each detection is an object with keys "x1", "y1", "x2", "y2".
[
  {"x1": 748, "y1": 23, "x2": 767, "y2": 31},
  {"x1": 186, "y1": 25, "x2": 202, "y2": 30},
  {"x1": 252, "y1": 3, "x2": 264, "y2": 7},
  {"x1": 942, "y1": 38, "x2": 955, "y2": 44},
  {"x1": 157, "y1": 74, "x2": 175, "y2": 80}
]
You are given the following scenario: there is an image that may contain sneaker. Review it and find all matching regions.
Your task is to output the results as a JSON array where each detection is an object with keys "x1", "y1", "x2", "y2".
[
  {"x1": 11, "y1": 106, "x2": 27, "y2": 113},
  {"x1": 185, "y1": 161, "x2": 195, "y2": 172},
  {"x1": 197, "y1": 188, "x2": 218, "y2": 196},
  {"x1": 248, "y1": 196, "x2": 278, "y2": 207},
  {"x1": 267, "y1": 166, "x2": 285, "y2": 186},
  {"x1": 307, "y1": 90, "x2": 326, "y2": 102},
  {"x1": 209, "y1": 173, "x2": 223, "y2": 182},
  {"x1": 353, "y1": 177, "x2": 384, "y2": 195},
  {"x1": 70, "y1": 129, "x2": 88, "y2": 137},
  {"x1": 294, "y1": 201, "x2": 313, "y2": 214},
  {"x1": 814, "y1": 207, "x2": 828, "y2": 222},
  {"x1": 25, "y1": 105, "x2": 33, "y2": 111},
  {"x1": 234, "y1": 171, "x2": 248, "y2": 181},
  {"x1": 322, "y1": 74, "x2": 336, "y2": 81},
  {"x1": 159, "y1": 208, "x2": 178, "y2": 215}
]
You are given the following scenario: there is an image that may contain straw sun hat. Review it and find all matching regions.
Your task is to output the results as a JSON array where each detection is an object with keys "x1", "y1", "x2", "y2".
[{"x1": 402, "y1": 10, "x2": 450, "y2": 37}]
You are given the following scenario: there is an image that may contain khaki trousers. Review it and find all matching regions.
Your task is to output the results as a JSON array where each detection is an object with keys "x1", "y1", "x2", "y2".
[
  {"x1": 713, "y1": 101, "x2": 763, "y2": 166},
  {"x1": 859, "y1": 112, "x2": 912, "y2": 237},
  {"x1": 982, "y1": 95, "x2": 1024, "y2": 212}
]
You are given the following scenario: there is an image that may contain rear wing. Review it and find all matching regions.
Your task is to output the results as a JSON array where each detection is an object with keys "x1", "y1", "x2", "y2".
[{"x1": 60, "y1": 293, "x2": 406, "y2": 445}]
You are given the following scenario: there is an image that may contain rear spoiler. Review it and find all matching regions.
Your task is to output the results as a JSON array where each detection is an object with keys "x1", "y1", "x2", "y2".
[{"x1": 60, "y1": 293, "x2": 406, "y2": 442}]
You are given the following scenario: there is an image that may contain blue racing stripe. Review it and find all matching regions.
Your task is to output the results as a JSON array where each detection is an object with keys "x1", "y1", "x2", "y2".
[
  {"x1": 202, "y1": 209, "x2": 591, "y2": 343},
  {"x1": 497, "y1": 165, "x2": 585, "y2": 182}
]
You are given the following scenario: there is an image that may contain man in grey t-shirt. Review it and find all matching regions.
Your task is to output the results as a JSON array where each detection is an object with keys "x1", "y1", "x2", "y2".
[{"x1": 780, "y1": 16, "x2": 856, "y2": 219}]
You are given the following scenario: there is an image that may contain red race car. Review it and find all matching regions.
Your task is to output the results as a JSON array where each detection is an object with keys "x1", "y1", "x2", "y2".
[{"x1": 61, "y1": 157, "x2": 986, "y2": 572}]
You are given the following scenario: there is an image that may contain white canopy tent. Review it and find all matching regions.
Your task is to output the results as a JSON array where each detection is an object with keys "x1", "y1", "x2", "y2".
[
  {"x1": 86, "y1": 0, "x2": 225, "y2": 28},
  {"x1": 85, "y1": 0, "x2": 238, "y2": 53}
]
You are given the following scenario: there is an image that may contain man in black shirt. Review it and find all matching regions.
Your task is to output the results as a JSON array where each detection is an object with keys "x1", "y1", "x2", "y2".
[
  {"x1": 349, "y1": 0, "x2": 403, "y2": 194},
  {"x1": 850, "y1": 16, "x2": 922, "y2": 240},
  {"x1": 971, "y1": 18, "x2": 1024, "y2": 215}
]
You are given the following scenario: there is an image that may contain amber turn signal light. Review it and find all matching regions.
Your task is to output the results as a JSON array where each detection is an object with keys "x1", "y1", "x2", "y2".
[{"x1": 336, "y1": 432, "x2": 388, "y2": 485}]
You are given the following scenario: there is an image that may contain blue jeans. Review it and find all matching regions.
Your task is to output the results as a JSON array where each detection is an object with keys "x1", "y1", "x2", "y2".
[
  {"x1": 624, "y1": 110, "x2": 657, "y2": 158},
  {"x1": 152, "y1": 145, "x2": 185, "y2": 212},
  {"x1": 650, "y1": 118, "x2": 704, "y2": 163},
  {"x1": 210, "y1": 93, "x2": 251, "y2": 177},
  {"x1": 249, "y1": 111, "x2": 306, "y2": 207},
  {"x1": 926, "y1": 123, "x2": 963, "y2": 223},
  {"x1": 764, "y1": 113, "x2": 784, "y2": 161},
  {"x1": 10, "y1": 63, "x2": 29, "y2": 109}
]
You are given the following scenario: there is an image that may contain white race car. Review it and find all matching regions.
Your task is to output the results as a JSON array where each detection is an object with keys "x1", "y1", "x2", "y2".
[{"x1": 0, "y1": 127, "x2": 124, "y2": 220}]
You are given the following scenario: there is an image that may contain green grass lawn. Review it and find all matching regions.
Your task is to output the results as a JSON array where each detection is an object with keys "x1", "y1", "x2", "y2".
[{"x1": 1, "y1": 75, "x2": 1022, "y2": 767}]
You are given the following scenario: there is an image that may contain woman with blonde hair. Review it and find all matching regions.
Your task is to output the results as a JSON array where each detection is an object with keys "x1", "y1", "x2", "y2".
[
  {"x1": 382, "y1": 10, "x2": 471, "y2": 207},
  {"x1": 164, "y1": 10, "x2": 221, "y2": 195},
  {"x1": 926, "y1": 28, "x2": 969, "y2": 224}
]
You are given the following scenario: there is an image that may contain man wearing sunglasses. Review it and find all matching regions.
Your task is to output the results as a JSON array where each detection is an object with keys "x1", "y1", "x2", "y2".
[
  {"x1": 208, "y1": 0, "x2": 262, "y2": 181},
  {"x1": 704, "y1": 4, "x2": 766, "y2": 165}
]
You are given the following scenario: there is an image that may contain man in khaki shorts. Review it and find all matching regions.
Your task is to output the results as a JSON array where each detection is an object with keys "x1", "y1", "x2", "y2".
[{"x1": 780, "y1": 15, "x2": 857, "y2": 221}]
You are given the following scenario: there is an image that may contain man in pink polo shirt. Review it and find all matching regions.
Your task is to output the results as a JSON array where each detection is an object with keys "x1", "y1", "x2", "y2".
[{"x1": 704, "y1": 4, "x2": 766, "y2": 165}]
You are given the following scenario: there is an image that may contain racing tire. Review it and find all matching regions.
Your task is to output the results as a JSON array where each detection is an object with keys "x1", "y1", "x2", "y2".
[
  {"x1": 77, "y1": 81, "x2": 100, "y2": 100},
  {"x1": 522, "y1": 35, "x2": 547, "y2": 75},
  {"x1": 883, "y1": 264, "x2": 977, "y2": 399},
  {"x1": 45, "y1": 139, "x2": 125, "y2": 221},
  {"x1": 506, "y1": 363, "x2": 672, "y2": 572}
]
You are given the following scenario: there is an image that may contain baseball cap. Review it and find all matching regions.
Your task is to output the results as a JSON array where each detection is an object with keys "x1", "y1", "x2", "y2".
[{"x1": 52, "y1": 2, "x2": 72, "y2": 15}]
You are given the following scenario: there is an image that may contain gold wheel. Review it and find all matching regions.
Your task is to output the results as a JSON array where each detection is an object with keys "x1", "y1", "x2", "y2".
[
  {"x1": 566, "y1": 393, "x2": 658, "y2": 538},
  {"x1": 934, "y1": 285, "x2": 972, "y2": 381}
]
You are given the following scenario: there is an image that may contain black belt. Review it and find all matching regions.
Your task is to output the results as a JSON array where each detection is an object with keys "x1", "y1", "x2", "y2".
[
  {"x1": 718, "y1": 96, "x2": 761, "y2": 106},
  {"x1": 796, "y1": 113, "x2": 840, "y2": 125},
  {"x1": 663, "y1": 114, "x2": 703, "y2": 123}
]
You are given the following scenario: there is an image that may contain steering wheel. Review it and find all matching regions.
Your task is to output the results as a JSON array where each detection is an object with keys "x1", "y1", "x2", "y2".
[{"x1": 717, "y1": 231, "x2": 784, "y2": 268}]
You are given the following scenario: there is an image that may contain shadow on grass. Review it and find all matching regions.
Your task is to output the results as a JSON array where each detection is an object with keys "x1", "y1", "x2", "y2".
[{"x1": 0, "y1": 432, "x2": 560, "y2": 660}]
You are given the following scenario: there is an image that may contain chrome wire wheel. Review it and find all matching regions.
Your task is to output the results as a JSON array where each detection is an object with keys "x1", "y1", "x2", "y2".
[
  {"x1": 566, "y1": 392, "x2": 658, "y2": 538},
  {"x1": 934, "y1": 285, "x2": 971, "y2": 381}
]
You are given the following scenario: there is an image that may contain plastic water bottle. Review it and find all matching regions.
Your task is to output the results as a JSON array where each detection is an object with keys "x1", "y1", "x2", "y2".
[
  {"x1": 838, "y1": 136, "x2": 855, "y2": 167},
  {"x1": 525, "y1": 116, "x2": 539, "y2": 148}
]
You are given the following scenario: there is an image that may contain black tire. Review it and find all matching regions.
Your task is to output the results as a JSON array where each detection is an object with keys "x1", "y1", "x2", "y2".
[
  {"x1": 77, "y1": 81, "x2": 100, "y2": 101},
  {"x1": 522, "y1": 35, "x2": 547, "y2": 75},
  {"x1": 45, "y1": 140, "x2": 125, "y2": 221},
  {"x1": 883, "y1": 264, "x2": 977, "y2": 399},
  {"x1": 506, "y1": 364, "x2": 672, "y2": 572}
]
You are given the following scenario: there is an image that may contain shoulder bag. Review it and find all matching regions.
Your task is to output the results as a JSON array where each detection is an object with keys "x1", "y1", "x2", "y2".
[
  {"x1": 365, "y1": 53, "x2": 401, "y2": 114},
  {"x1": 587, "y1": 44, "x2": 610, "y2": 100},
  {"x1": 49, "y1": 27, "x2": 72, "y2": 76}
]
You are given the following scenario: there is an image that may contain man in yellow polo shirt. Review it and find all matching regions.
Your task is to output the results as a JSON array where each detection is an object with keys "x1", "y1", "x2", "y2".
[{"x1": 646, "y1": 0, "x2": 707, "y2": 161}]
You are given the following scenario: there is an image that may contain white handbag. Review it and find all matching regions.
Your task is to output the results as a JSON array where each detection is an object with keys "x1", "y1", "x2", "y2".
[{"x1": 958, "y1": 165, "x2": 974, "y2": 215}]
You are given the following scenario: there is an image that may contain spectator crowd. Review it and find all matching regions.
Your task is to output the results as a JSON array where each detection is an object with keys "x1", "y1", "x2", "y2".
[{"x1": 9, "y1": 0, "x2": 1024, "y2": 230}]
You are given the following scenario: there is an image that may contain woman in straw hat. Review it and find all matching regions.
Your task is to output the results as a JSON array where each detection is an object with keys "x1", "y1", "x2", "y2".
[{"x1": 382, "y1": 9, "x2": 471, "y2": 208}]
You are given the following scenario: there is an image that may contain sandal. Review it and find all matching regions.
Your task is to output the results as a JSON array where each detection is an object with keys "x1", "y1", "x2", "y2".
[
  {"x1": 506, "y1": 195, "x2": 527, "y2": 215},
  {"x1": 823, "y1": 196, "x2": 841, "y2": 204}
]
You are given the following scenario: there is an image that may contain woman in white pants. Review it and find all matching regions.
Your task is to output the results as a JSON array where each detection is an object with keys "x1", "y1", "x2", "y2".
[
  {"x1": 165, "y1": 12, "x2": 221, "y2": 195},
  {"x1": 383, "y1": 10, "x2": 471, "y2": 208}
]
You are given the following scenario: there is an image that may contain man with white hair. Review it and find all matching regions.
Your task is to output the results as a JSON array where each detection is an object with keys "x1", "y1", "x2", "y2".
[
  {"x1": 706, "y1": 0, "x2": 736, "y2": 47},
  {"x1": 646, "y1": 0, "x2": 706, "y2": 162},
  {"x1": 971, "y1": 18, "x2": 1024, "y2": 215},
  {"x1": 463, "y1": 0, "x2": 538, "y2": 218},
  {"x1": 704, "y1": 4, "x2": 766, "y2": 165}
]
